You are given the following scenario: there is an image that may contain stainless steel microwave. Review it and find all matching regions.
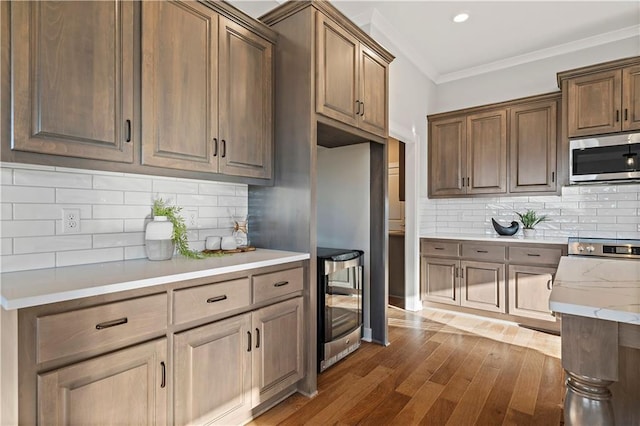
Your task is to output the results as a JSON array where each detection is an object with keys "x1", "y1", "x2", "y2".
[{"x1": 569, "y1": 133, "x2": 640, "y2": 184}]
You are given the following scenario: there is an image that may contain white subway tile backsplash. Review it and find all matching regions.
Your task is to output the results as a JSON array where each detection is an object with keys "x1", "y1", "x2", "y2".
[
  {"x1": 579, "y1": 216, "x2": 617, "y2": 224},
  {"x1": 597, "y1": 193, "x2": 637, "y2": 201},
  {"x1": 579, "y1": 186, "x2": 617, "y2": 194},
  {"x1": 56, "y1": 188, "x2": 123, "y2": 205},
  {"x1": 617, "y1": 216, "x2": 640, "y2": 224},
  {"x1": 14, "y1": 169, "x2": 92, "y2": 188},
  {"x1": 617, "y1": 201, "x2": 640, "y2": 208},
  {"x1": 1, "y1": 220, "x2": 55, "y2": 238},
  {"x1": 596, "y1": 223, "x2": 638, "y2": 232},
  {"x1": 2, "y1": 186, "x2": 55, "y2": 203},
  {"x1": 2, "y1": 238, "x2": 12, "y2": 255},
  {"x1": 14, "y1": 235, "x2": 92, "y2": 254},
  {"x1": 1, "y1": 163, "x2": 249, "y2": 271},
  {"x1": 94, "y1": 175, "x2": 152, "y2": 192},
  {"x1": 597, "y1": 208, "x2": 636, "y2": 216},
  {"x1": 617, "y1": 184, "x2": 640, "y2": 193},
  {"x1": 153, "y1": 179, "x2": 199, "y2": 194},
  {"x1": 1, "y1": 203, "x2": 12, "y2": 220},
  {"x1": 56, "y1": 247, "x2": 123, "y2": 267},
  {"x1": 2, "y1": 253, "x2": 55, "y2": 272},
  {"x1": 93, "y1": 232, "x2": 145, "y2": 248}
]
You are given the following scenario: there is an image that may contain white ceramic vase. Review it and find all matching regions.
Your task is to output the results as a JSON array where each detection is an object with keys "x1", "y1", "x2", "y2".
[
  {"x1": 523, "y1": 228, "x2": 536, "y2": 238},
  {"x1": 145, "y1": 216, "x2": 175, "y2": 260}
]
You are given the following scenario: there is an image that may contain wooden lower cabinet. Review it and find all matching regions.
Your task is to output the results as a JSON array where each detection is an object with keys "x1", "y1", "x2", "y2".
[
  {"x1": 174, "y1": 297, "x2": 303, "y2": 425},
  {"x1": 38, "y1": 338, "x2": 167, "y2": 425},
  {"x1": 421, "y1": 256, "x2": 458, "y2": 305},
  {"x1": 508, "y1": 264, "x2": 556, "y2": 322},
  {"x1": 460, "y1": 261, "x2": 506, "y2": 314}
]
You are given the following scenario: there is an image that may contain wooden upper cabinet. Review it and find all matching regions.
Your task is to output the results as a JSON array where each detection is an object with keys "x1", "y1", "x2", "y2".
[
  {"x1": 141, "y1": 0, "x2": 219, "y2": 173},
  {"x1": 566, "y1": 70, "x2": 622, "y2": 138},
  {"x1": 359, "y1": 46, "x2": 388, "y2": 137},
  {"x1": 623, "y1": 65, "x2": 640, "y2": 132},
  {"x1": 316, "y1": 13, "x2": 359, "y2": 127},
  {"x1": 466, "y1": 109, "x2": 507, "y2": 194},
  {"x1": 219, "y1": 17, "x2": 273, "y2": 179},
  {"x1": 315, "y1": 13, "x2": 389, "y2": 138},
  {"x1": 509, "y1": 99, "x2": 558, "y2": 193},
  {"x1": 429, "y1": 116, "x2": 466, "y2": 196},
  {"x1": 11, "y1": 1, "x2": 134, "y2": 163}
]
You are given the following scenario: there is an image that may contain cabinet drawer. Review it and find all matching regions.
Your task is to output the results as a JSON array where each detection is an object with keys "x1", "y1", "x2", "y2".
[
  {"x1": 36, "y1": 293, "x2": 167, "y2": 364},
  {"x1": 461, "y1": 243, "x2": 506, "y2": 262},
  {"x1": 253, "y1": 267, "x2": 303, "y2": 303},
  {"x1": 509, "y1": 246, "x2": 563, "y2": 266},
  {"x1": 173, "y1": 278, "x2": 250, "y2": 326},
  {"x1": 421, "y1": 240, "x2": 459, "y2": 257}
]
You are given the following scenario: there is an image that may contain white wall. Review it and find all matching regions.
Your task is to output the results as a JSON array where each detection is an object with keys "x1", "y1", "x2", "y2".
[
  {"x1": 316, "y1": 144, "x2": 371, "y2": 334},
  {"x1": 0, "y1": 163, "x2": 248, "y2": 272},
  {"x1": 434, "y1": 38, "x2": 640, "y2": 113}
]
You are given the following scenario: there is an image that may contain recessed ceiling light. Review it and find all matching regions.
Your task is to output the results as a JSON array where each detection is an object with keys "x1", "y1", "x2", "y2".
[{"x1": 453, "y1": 12, "x2": 470, "y2": 23}]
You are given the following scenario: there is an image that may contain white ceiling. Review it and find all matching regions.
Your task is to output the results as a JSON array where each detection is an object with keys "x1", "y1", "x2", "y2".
[{"x1": 229, "y1": 0, "x2": 640, "y2": 84}]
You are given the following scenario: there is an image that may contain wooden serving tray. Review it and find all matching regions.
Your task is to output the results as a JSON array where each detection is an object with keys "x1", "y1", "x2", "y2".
[{"x1": 202, "y1": 246, "x2": 256, "y2": 255}]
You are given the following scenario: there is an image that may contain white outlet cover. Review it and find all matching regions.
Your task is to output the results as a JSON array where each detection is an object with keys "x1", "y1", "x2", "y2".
[{"x1": 62, "y1": 208, "x2": 81, "y2": 233}]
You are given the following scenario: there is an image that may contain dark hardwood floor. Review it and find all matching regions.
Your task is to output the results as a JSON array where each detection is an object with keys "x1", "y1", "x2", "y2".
[{"x1": 251, "y1": 306, "x2": 563, "y2": 425}]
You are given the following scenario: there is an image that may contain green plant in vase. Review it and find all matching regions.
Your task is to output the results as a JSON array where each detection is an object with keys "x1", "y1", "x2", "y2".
[
  {"x1": 152, "y1": 199, "x2": 203, "y2": 259},
  {"x1": 515, "y1": 209, "x2": 548, "y2": 237}
]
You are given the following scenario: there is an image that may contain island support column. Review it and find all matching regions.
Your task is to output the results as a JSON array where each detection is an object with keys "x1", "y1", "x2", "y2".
[{"x1": 561, "y1": 314, "x2": 617, "y2": 426}]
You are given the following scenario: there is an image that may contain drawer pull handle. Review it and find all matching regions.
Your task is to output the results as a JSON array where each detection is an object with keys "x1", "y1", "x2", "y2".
[
  {"x1": 527, "y1": 253, "x2": 541, "y2": 257},
  {"x1": 256, "y1": 328, "x2": 260, "y2": 349},
  {"x1": 247, "y1": 331, "x2": 252, "y2": 352},
  {"x1": 274, "y1": 281, "x2": 289, "y2": 287},
  {"x1": 160, "y1": 362, "x2": 166, "y2": 388},
  {"x1": 206, "y1": 295, "x2": 227, "y2": 303},
  {"x1": 95, "y1": 317, "x2": 128, "y2": 330},
  {"x1": 434, "y1": 247, "x2": 445, "y2": 250},
  {"x1": 476, "y1": 250, "x2": 488, "y2": 253}
]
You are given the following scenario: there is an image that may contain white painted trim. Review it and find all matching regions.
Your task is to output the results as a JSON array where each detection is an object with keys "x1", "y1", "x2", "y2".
[
  {"x1": 437, "y1": 25, "x2": 640, "y2": 83},
  {"x1": 389, "y1": 120, "x2": 415, "y2": 145},
  {"x1": 362, "y1": 327, "x2": 373, "y2": 342},
  {"x1": 404, "y1": 297, "x2": 423, "y2": 312}
]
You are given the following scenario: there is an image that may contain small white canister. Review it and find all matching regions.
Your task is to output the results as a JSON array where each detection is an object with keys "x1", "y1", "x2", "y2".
[
  {"x1": 205, "y1": 236, "x2": 221, "y2": 250},
  {"x1": 221, "y1": 236, "x2": 237, "y2": 250}
]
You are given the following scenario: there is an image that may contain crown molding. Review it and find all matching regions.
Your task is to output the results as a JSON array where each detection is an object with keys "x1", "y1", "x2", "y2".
[{"x1": 356, "y1": 6, "x2": 639, "y2": 86}]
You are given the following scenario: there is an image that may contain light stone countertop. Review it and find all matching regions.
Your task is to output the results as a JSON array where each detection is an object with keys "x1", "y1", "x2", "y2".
[
  {"x1": 0, "y1": 249, "x2": 310, "y2": 310},
  {"x1": 420, "y1": 233, "x2": 568, "y2": 245},
  {"x1": 549, "y1": 256, "x2": 640, "y2": 325}
]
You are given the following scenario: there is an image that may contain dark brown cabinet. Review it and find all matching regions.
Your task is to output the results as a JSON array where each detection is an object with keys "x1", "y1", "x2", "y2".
[
  {"x1": 560, "y1": 58, "x2": 640, "y2": 138},
  {"x1": 509, "y1": 99, "x2": 558, "y2": 193},
  {"x1": 316, "y1": 13, "x2": 389, "y2": 138},
  {"x1": 428, "y1": 92, "x2": 560, "y2": 197},
  {"x1": 142, "y1": 2, "x2": 273, "y2": 179},
  {"x1": 11, "y1": 1, "x2": 135, "y2": 163}
]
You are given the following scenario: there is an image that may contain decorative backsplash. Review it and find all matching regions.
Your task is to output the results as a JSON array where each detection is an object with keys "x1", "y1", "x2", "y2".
[
  {"x1": 421, "y1": 184, "x2": 640, "y2": 239},
  {"x1": 0, "y1": 163, "x2": 248, "y2": 272}
]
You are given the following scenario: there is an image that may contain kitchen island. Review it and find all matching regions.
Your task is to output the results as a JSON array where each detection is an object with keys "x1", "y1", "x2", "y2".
[{"x1": 550, "y1": 256, "x2": 640, "y2": 426}]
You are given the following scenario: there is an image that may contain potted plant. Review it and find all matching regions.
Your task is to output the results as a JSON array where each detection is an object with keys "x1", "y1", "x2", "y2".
[
  {"x1": 515, "y1": 209, "x2": 548, "y2": 237},
  {"x1": 146, "y1": 199, "x2": 202, "y2": 260}
]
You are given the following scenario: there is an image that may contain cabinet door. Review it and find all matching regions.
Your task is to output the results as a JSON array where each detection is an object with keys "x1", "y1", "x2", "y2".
[
  {"x1": 316, "y1": 14, "x2": 359, "y2": 127},
  {"x1": 141, "y1": 0, "x2": 219, "y2": 172},
  {"x1": 38, "y1": 338, "x2": 167, "y2": 425},
  {"x1": 429, "y1": 116, "x2": 466, "y2": 196},
  {"x1": 466, "y1": 109, "x2": 507, "y2": 194},
  {"x1": 460, "y1": 260, "x2": 505, "y2": 313},
  {"x1": 623, "y1": 65, "x2": 640, "y2": 132},
  {"x1": 11, "y1": 1, "x2": 134, "y2": 162},
  {"x1": 421, "y1": 256, "x2": 459, "y2": 305},
  {"x1": 252, "y1": 297, "x2": 304, "y2": 404},
  {"x1": 567, "y1": 70, "x2": 622, "y2": 137},
  {"x1": 509, "y1": 100, "x2": 558, "y2": 193},
  {"x1": 358, "y1": 45, "x2": 388, "y2": 137},
  {"x1": 508, "y1": 265, "x2": 556, "y2": 322},
  {"x1": 174, "y1": 314, "x2": 252, "y2": 426},
  {"x1": 218, "y1": 17, "x2": 273, "y2": 179}
]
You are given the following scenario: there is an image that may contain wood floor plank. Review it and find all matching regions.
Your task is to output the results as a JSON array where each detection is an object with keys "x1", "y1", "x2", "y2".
[
  {"x1": 252, "y1": 307, "x2": 563, "y2": 426},
  {"x1": 509, "y1": 348, "x2": 546, "y2": 415}
]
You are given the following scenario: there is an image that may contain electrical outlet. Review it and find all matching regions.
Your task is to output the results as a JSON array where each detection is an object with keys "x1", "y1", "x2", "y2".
[
  {"x1": 184, "y1": 209, "x2": 198, "y2": 228},
  {"x1": 62, "y1": 208, "x2": 81, "y2": 233}
]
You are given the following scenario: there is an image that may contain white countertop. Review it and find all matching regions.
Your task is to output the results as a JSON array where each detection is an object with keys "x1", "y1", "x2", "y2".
[
  {"x1": 550, "y1": 256, "x2": 640, "y2": 325},
  {"x1": 421, "y1": 233, "x2": 567, "y2": 245},
  {"x1": 0, "y1": 249, "x2": 310, "y2": 310}
]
